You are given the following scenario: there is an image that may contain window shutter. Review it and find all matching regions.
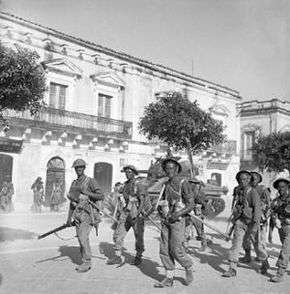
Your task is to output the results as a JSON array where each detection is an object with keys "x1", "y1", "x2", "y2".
[
  {"x1": 49, "y1": 83, "x2": 57, "y2": 108},
  {"x1": 105, "y1": 97, "x2": 111, "y2": 118},
  {"x1": 98, "y1": 94, "x2": 104, "y2": 116},
  {"x1": 58, "y1": 85, "x2": 66, "y2": 110}
]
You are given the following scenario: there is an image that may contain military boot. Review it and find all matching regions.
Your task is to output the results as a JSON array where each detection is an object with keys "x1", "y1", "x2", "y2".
[
  {"x1": 222, "y1": 262, "x2": 237, "y2": 278},
  {"x1": 185, "y1": 266, "x2": 194, "y2": 285},
  {"x1": 75, "y1": 263, "x2": 91, "y2": 273},
  {"x1": 133, "y1": 254, "x2": 142, "y2": 266},
  {"x1": 270, "y1": 268, "x2": 286, "y2": 283},
  {"x1": 239, "y1": 250, "x2": 251, "y2": 263},
  {"x1": 259, "y1": 259, "x2": 270, "y2": 275},
  {"x1": 154, "y1": 277, "x2": 174, "y2": 288},
  {"x1": 106, "y1": 255, "x2": 124, "y2": 265}
]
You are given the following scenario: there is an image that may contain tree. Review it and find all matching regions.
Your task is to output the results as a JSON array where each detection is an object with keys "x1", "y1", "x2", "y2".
[
  {"x1": 139, "y1": 91, "x2": 225, "y2": 176},
  {"x1": 252, "y1": 131, "x2": 290, "y2": 173},
  {"x1": 0, "y1": 42, "x2": 46, "y2": 125}
]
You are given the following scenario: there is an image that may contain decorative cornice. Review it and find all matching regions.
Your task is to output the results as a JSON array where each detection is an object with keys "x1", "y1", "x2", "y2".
[
  {"x1": 0, "y1": 11, "x2": 241, "y2": 100},
  {"x1": 42, "y1": 58, "x2": 82, "y2": 78}
]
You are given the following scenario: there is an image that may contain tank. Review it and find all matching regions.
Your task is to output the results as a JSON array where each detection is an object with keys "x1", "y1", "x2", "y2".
[{"x1": 137, "y1": 156, "x2": 228, "y2": 219}]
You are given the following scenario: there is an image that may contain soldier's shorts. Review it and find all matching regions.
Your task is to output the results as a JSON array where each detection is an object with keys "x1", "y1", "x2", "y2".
[
  {"x1": 229, "y1": 220, "x2": 267, "y2": 263},
  {"x1": 114, "y1": 212, "x2": 144, "y2": 255},
  {"x1": 277, "y1": 224, "x2": 290, "y2": 269},
  {"x1": 160, "y1": 217, "x2": 193, "y2": 271}
]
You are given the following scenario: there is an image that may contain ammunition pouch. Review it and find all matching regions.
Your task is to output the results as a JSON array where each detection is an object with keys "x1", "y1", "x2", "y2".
[{"x1": 72, "y1": 201, "x2": 102, "y2": 226}]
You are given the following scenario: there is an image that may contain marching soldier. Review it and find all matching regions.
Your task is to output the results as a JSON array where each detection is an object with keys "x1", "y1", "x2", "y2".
[
  {"x1": 154, "y1": 158, "x2": 195, "y2": 288},
  {"x1": 270, "y1": 177, "x2": 290, "y2": 282},
  {"x1": 240, "y1": 171, "x2": 271, "y2": 266},
  {"x1": 222, "y1": 170, "x2": 269, "y2": 277},
  {"x1": 107, "y1": 165, "x2": 149, "y2": 266},
  {"x1": 66, "y1": 159, "x2": 104, "y2": 272}
]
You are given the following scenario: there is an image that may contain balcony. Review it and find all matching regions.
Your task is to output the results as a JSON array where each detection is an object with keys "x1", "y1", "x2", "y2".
[
  {"x1": 4, "y1": 107, "x2": 133, "y2": 139},
  {"x1": 210, "y1": 140, "x2": 237, "y2": 155}
]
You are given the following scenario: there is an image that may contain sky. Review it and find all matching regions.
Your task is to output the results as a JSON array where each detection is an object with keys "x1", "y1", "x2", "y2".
[{"x1": 1, "y1": 0, "x2": 289, "y2": 101}]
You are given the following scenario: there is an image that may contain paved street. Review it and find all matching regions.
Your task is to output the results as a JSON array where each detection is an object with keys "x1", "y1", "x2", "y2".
[{"x1": 0, "y1": 212, "x2": 289, "y2": 294}]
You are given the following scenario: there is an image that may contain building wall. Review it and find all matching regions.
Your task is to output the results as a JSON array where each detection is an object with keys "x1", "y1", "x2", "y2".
[
  {"x1": 240, "y1": 99, "x2": 290, "y2": 188},
  {"x1": 0, "y1": 12, "x2": 241, "y2": 211}
]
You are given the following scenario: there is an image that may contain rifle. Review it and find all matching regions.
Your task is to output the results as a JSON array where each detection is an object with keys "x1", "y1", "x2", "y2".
[
  {"x1": 38, "y1": 222, "x2": 74, "y2": 240},
  {"x1": 190, "y1": 213, "x2": 232, "y2": 241}
]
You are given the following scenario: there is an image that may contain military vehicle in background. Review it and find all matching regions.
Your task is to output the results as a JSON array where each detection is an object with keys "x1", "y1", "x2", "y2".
[{"x1": 137, "y1": 156, "x2": 228, "y2": 219}]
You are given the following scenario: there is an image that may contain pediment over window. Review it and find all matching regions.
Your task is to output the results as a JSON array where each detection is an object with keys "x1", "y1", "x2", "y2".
[
  {"x1": 209, "y1": 104, "x2": 229, "y2": 117},
  {"x1": 90, "y1": 72, "x2": 125, "y2": 89},
  {"x1": 42, "y1": 58, "x2": 82, "y2": 78}
]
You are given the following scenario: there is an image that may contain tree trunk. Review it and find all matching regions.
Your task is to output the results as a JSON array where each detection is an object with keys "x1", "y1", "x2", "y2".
[{"x1": 185, "y1": 138, "x2": 195, "y2": 178}]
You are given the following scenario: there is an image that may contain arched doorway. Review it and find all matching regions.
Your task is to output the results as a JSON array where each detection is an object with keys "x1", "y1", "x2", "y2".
[
  {"x1": 45, "y1": 157, "x2": 65, "y2": 206},
  {"x1": 0, "y1": 154, "x2": 13, "y2": 189},
  {"x1": 94, "y1": 162, "x2": 112, "y2": 195}
]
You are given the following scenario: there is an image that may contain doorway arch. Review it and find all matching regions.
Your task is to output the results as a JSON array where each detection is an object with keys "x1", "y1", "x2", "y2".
[
  {"x1": 94, "y1": 162, "x2": 112, "y2": 194},
  {"x1": 45, "y1": 157, "x2": 65, "y2": 205},
  {"x1": 0, "y1": 154, "x2": 13, "y2": 189}
]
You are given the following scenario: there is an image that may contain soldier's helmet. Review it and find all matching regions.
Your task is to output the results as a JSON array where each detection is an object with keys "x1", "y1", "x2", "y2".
[
  {"x1": 72, "y1": 159, "x2": 86, "y2": 168},
  {"x1": 121, "y1": 165, "x2": 138, "y2": 175}
]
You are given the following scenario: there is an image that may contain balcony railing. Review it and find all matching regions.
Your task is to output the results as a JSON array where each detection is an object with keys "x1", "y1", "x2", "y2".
[
  {"x1": 4, "y1": 107, "x2": 133, "y2": 139},
  {"x1": 210, "y1": 140, "x2": 237, "y2": 155}
]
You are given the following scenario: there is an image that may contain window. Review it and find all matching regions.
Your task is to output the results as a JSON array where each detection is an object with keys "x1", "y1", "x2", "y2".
[
  {"x1": 243, "y1": 131, "x2": 255, "y2": 159},
  {"x1": 98, "y1": 93, "x2": 112, "y2": 118},
  {"x1": 49, "y1": 82, "x2": 67, "y2": 110}
]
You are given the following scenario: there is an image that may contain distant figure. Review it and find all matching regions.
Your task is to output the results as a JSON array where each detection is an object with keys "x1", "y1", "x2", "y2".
[
  {"x1": 50, "y1": 180, "x2": 66, "y2": 212},
  {"x1": 31, "y1": 177, "x2": 44, "y2": 213},
  {"x1": 0, "y1": 179, "x2": 14, "y2": 213}
]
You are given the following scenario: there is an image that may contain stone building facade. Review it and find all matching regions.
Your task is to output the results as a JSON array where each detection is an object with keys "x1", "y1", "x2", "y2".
[
  {"x1": 0, "y1": 12, "x2": 241, "y2": 211},
  {"x1": 239, "y1": 98, "x2": 290, "y2": 186}
]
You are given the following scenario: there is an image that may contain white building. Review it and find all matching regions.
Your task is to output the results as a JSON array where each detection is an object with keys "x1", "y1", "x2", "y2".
[
  {"x1": 239, "y1": 98, "x2": 290, "y2": 186},
  {"x1": 0, "y1": 12, "x2": 241, "y2": 211}
]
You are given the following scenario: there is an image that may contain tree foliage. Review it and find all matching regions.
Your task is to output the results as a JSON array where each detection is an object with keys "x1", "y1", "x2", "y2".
[
  {"x1": 139, "y1": 91, "x2": 225, "y2": 154},
  {"x1": 0, "y1": 42, "x2": 46, "y2": 119},
  {"x1": 252, "y1": 131, "x2": 290, "y2": 173}
]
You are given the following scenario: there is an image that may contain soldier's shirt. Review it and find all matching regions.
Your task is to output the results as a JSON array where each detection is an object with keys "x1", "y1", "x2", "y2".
[
  {"x1": 255, "y1": 185, "x2": 271, "y2": 205},
  {"x1": 163, "y1": 176, "x2": 194, "y2": 212},
  {"x1": 235, "y1": 187, "x2": 262, "y2": 224},
  {"x1": 121, "y1": 178, "x2": 148, "y2": 207},
  {"x1": 69, "y1": 174, "x2": 103, "y2": 204},
  {"x1": 272, "y1": 192, "x2": 290, "y2": 218},
  {"x1": 122, "y1": 178, "x2": 137, "y2": 204}
]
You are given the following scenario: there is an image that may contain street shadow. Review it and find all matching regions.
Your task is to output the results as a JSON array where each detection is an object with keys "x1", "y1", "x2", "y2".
[
  {"x1": 98, "y1": 241, "x2": 185, "y2": 285},
  {"x1": 186, "y1": 239, "x2": 227, "y2": 274},
  {"x1": 36, "y1": 246, "x2": 82, "y2": 265},
  {"x1": 187, "y1": 233, "x2": 263, "y2": 275},
  {"x1": 0, "y1": 226, "x2": 36, "y2": 242},
  {"x1": 36, "y1": 245, "x2": 106, "y2": 265}
]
